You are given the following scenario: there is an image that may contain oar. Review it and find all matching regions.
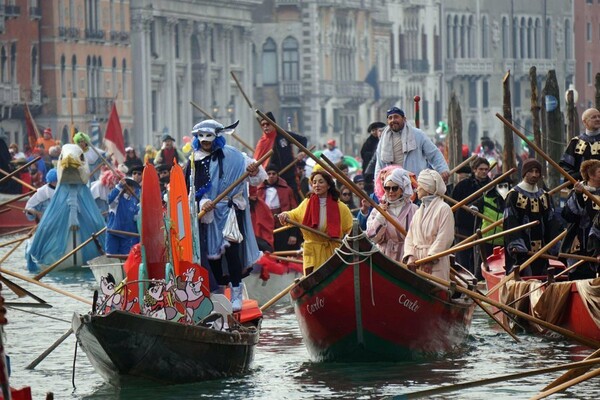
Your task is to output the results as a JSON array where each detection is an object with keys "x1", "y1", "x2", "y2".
[
  {"x1": 0, "y1": 191, "x2": 36, "y2": 208},
  {"x1": 0, "y1": 167, "x2": 37, "y2": 191},
  {"x1": 0, "y1": 229, "x2": 33, "y2": 265},
  {"x1": 189, "y1": 100, "x2": 254, "y2": 152},
  {"x1": 25, "y1": 328, "x2": 73, "y2": 370},
  {"x1": 271, "y1": 250, "x2": 303, "y2": 257},
  {"x1": 542, "y1": 347, "x2": 600, "y2": 391},
  {"x1": 0, "y1": 226, "x2": 34, "y2": 238},
  {"x1": 33, "y1": 227, "x2": 107, "y2": 280},
  {"x1": 414, "y1": 221, "x2": 539, "y2": 266},
  {"x1": 320, "y1": 154, "x2": 408, "y2": 237},
  {"x1": 450, "y1": 168, "x2": 516, "y2": 211},
  {"x1": 278, "y1": 217, "x2": 342, "y2": 244},
  {"x1": 260, "y1": 279, "x2": 300, "y2": 312},
  {"x1": 273, "y1": 225, "x2": 293, "y2": 234},
  {"x1": 197, "y1": 150, "x2": 273, "y2": 219},
  {"x1": 0, "y1": 156, "x2": 41, "y2": 186},
  {"x1": 548, "y1": 180, "x2": 571, "y2": 196},
  {"x1": 456, "y1": 218, "x2": 504, "y2": 246},
  {"x1": 269, "y1": 255, "x2": 303, "y2": 265},
  {"x1": 497, "y1": 113, "x2": 600, "y2": 209},
  {"x1": 0, "y1": 268, "x2": 92, "y2": 305},
  {"x1": 402, "y1": 358, "x2": 600, "y2": 399},
  {"x1": 0, "y1": 273, "x2": 48, "y2": 303},
  {"x1": 0, "y1": 229, "x2": 35, "y2": 248},
  {"x1": 107, "y1": 229, "x2": 139, "y2": 238},
  {"x1": 557, "y1": 252, "x2": 599, "y2": 264},
  {"x1": 487, "y1": 230, "x2": 567, "y2": 297},
  {"x1": 531, "y1": 367, "x2": 600, "y2": 400},
  {"x1": 279, "y1": 145, "x2": 316, "y2": 175},
  {"x1": 448, "y1": 154, "x2": 477, "y2": 176},
  {"x1": 441, "y1": 194, "x2": 494, "y2": 223}
]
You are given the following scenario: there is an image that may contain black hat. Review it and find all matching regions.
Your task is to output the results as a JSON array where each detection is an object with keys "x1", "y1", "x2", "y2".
[
  {"x1": 386, "y1": 107, "x2": 405, "y2": 118},
  {"x1": 155, "y1": 164, "x2": 170, "y2": 172},
  {"x1": 129, "y1": 164, "x2": 144, "y2": 175},
  {"x1": 161, "y1": 133, "x2": 175, "y2": 142},
  {"x1": 367, "y1": 122, "x2": 386, "y2": 133},
  {"x1": 353, "y1": 175, "x2": 365, "y2": 183},
  {"x1": 260, "y1": 111, "x2": 276, "y2": 124},
  {"x1": 266, "y1": 163, "x2": 279, "y2": 173}
]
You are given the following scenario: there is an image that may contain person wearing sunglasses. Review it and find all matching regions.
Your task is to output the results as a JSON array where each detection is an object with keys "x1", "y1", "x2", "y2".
[
  {"x1": 373, "y1": 107, "x2": 449, "y2": 184},
  {"x1": 403, "y1": 169, "x2": 455, "y2": 280},
  {"x1": 366, "y1": 168, "x2": 417, "y2": 262}
]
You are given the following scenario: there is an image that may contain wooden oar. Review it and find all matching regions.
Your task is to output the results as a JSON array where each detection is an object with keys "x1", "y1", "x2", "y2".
[
  {"x1": 0, "y1": 229, "x2": 33, "y2": 265},
  {"x1": 269, "y1": 255, "x2": 303, "y2": 265},
  {"x1": 456, "y1": 218, "x2": 504, "y2": 246},
  {"x1": 273, "y1": 225, "x2": 293, "y2": 234},
  {"x1": 278, "y1": 217, "x2": 342, "y2": 244},
  {"x1": 531, "y1": 366, "x2": 600, "y2": 399},
  {"x1": 0, "y1": 229, "x2": 35, "y2": 248},
  {"x1": 542, "y1": 347, "x2": 600, "y2": 391},
  {"x1": 260, "y1": 279, "x2": 300, "y2": 312},
  {"x1": 33, "y1": 227, "x2": 107, "y2": 280},
  {"x1": 0, "y1": 226, "x2": 34, "y2": 238},
  {"x1": 279, "y1": 145, "x2": 316, "y2": 175},
  {"x1": 189, "y1": 100, "x2": 254, "y2": 152},
  {"x1": 321, "y1": 154, "x2": 408, "y2": 237},
  {"x1": 0, "y1": 191, "x2": 36, "y2": 208},
  {"x1": 448, "y1": 154, "x2": 477, "y2": 176},
  {"x1": 450, "y1": 168, "x2": 516, "y2": 211},
  {"x1": 557, "y1": 252, "x2": 599, "y2": 264},
  {"x1": 0, "y1": 156, "x2": 41, "y2": 186},
  {"x1": 414, "y1": 221, "x2": 538, "y2": 266},
  {"x1": 6, "y1": 204, "x2": 42, "y2": 217},
  {"x1": 0, "y1": 273, "x2": 48, "y2": 303},
  {"x1": 0, "y1": 168, "x2": 37, "y2": 191},
  {"x1": 107, "y1": 229, "x2": 140, "y2": 238},
  {"x1": 402, "y1": 358, "x2": 600, "y2": 399},
  {"x1": 487, "y1": 230, "x2": 567, "y2": 297},
  {"x1": 0, "y1": 268, "x2": 92, "y2": 305},
  {"x1": 441, "y1": 194, "x2": 494, "y2": 223},
  {"x1": 548, "y1": 180, "x2": 571, "y2": 196},
  {"x1": 497, "y1": 113, "x2": 600, "y2": 209},
  {"x1": 25, "y1": 328, "x2": 73, "y2": 370},
  {"x1": 271, "y1": 250, "x2": 303, "y2": 257},
  {"x1": 197, "y1": 150, "x2": 273, "y2": 219}
]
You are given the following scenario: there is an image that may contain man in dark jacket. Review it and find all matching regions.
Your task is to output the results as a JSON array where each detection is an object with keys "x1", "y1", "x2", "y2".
[{"x1": 361, "y1": 121, "x2": 385, "y2": 194}]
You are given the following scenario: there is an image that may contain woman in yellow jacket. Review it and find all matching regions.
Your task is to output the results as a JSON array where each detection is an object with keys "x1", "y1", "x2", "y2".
[{"x1": 278, "y1": 170, "x2": 353, "y2": 275}]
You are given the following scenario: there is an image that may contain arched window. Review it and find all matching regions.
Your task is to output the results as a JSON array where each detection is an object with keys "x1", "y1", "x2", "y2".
[
  {"x1": 512, "y1": 17, "x2": 519, "y2": 59},
  {"x1": 446, "y1": 15, "x2": 454, "y2": 59},
  {"x1": 262, "y1": 38, "x2": 277, "y2": 85},
  {"x1": 545, "y1": 18, "x2": 552, "y2": 59},
  {"x1": 10, "y1": 43, "x2": 16, "y2": 82},
  {"x1": 61, "y1": 55, "x2": 66, "y2": 97},
  {"x1": 31, "y1": 45, "x2": 38, "y2": 85},
  {"x1": 520, "y1": 17, "x2": 526, "y2": 59},
  {"x1": 120, "y1": 0, "x2": 125, "y2": 31},
  {"x1": 481, "y1": 16, "x2": 489, "y2": 58},
  {"x1": 453, "y1": 15, "x2": 459, "y2": 58},
  {"x1": 122, "y1": 59, "x2": 127, "y2": 99},
  {"x1": 502, "y1": 17, "x2": 509, "y2": 58},
  {"x1": 534, "y1": 18, "x2": 542, "y2": 58},
  {"x1": 282, "y1": 36, "x2": 299, "y2": 81},
  {"x1": 86, "y1": 56, "x2": 93, "y2": 96},
  {"x1": 112, "y1": 57, "x2": 117, "y2": 97},
  {"x1": 71, "y1": 55, "x2": 77, "y2": 97},
  {"x1": 97, "y1": 57, "x2": 103, "y2": 97},
  {"x1": 565, "y1": 19, "x2": 572, "y2": 59},
  {"x1": 0, "y1": 47, "x2": 6, "y2": 83},
  {"x1": 527, "y1": 18, "x2": 534, "y2": 58}
]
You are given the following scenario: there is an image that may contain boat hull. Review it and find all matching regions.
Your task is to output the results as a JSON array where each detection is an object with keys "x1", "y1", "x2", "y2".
[
  {"x1": 0, "y1": 196, "x2": 35, "y2": 231},
  {"x1": 73, "y1": 310, "x2": 260, "y2": 385},
  {"x1": 245, "y1": 267, "x2": 302, "y2": 307},
  {"x1": 290, "y1": 236, "x2": 475, "y2": 362}
]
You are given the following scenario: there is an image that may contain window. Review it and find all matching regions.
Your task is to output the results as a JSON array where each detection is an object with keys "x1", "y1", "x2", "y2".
[
  {"x1": 112, "y1": 58, "x2": 117, "y2": 96},
  {"x1": 469, "y1": 81, "x2": 477, "y2": 108},
  {"x1": 262, "y1": 38, "x2": 277, "y2": 85},
  {"x1": 60, "y1": 55, "x2": 66, "y2": 97},
  {"x1": 122, "y1": 59, "x2": 127, "y2": 99},
  {"x1": 483, "y1": 80, "x2": 489, "y2": 108},
  {"x1": 10, "y1": 43, "x2": 16, "y2": 82},
  {"x1": 587, "y1": 62, "x2": 592, "y2": 85},
  {"x1": 282, "y1": 36, "x2": 299, "y2": 81},
  {"x1": 31, "y1": 45, "x2": 38, "y2": 85},
  {"x1": 175, "y1": 24, "x2": 180, "y2": 59},
  {"x1": 514, "y1": 80, "x2": 521, "y2": 107},
  {"x1": 0, "y1": 47, "x2": 6, "y2": 83},
  {"x1": 587, "y1": 22, "x2": 592, "y2": 42},
  {"x1": 71, "y1": 55, "x2": 77, "y2": 97},
  {"x1": 481, "y1": 16, "x2": 489, "y2": 58}
]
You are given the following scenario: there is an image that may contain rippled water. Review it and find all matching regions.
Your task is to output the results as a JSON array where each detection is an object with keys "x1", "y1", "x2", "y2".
[{"x1": 1, "y1": 234, "x2": 599, "y2": 399}]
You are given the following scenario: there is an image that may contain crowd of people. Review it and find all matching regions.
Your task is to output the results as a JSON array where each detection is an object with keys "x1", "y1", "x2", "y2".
[{"x1": 3, "y1": 105, "x2": 600, "y2": 308}]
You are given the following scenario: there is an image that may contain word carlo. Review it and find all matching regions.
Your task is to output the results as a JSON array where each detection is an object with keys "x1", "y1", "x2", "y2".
[
  {"x1": 398, "y1": 293, "x2": 420, "y2": 312},
  {"x1": 306, "y1": 296, "x2": 325, "y2": 314}
]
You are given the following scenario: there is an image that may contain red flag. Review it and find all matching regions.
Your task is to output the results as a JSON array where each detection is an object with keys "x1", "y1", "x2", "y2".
[
  {"x1": 104, "y1": 102, "x2": 126, "y2": 164},
  {"x1": 24, "y1": 103, "x2": 40, "y2": 151}
]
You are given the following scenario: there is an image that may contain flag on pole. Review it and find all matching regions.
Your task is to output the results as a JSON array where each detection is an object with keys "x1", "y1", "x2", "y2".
[
  {"x1": 104, "y1": 102, "x2": 126, "y2": 164},
  {"x1": 24, "y1": 102, "x2": 40, "y2": 151}
]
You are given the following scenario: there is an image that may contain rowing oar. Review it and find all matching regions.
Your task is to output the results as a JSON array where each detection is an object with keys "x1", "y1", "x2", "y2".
[
  {"x1": 260, "y1": 279, "x2": 301, "y2": 312},
  {"x1": 0, "y1": 156, "x2": 41, "y2": 186},
  {"x1": 279, "y1": 145, "x2": 316, "y2": 176},
  {"x1": 321, "y1": 153, "x2": 408, "y2": 237},
  {"x1": 456, "y1": 218, "x2": 503, "y2": 246},
  {"x1": 34, "y1": 226, "x2": 107, "y2": 280},
  {"x1": 414, "y1": 221, "x2": 538, "y2": 266},
  {"x1": 0, "y1": 167, "x2": 38, "y2": 192},
  {"x1": 531, "y1": 366, "x2": 600, "y2": 400},
  {"x1": 487, "y1": 230, "x2": 567, "y2": 297},
  {"x1": 402, "y1": 357, "x2": 600, "y2": 399},
  {"x1": 271, "y1": 250, "x2": 303, "y2": 257},
  {"x1": 278, "y1": 217, "x2": 343, "y2": 244},
  {"x1": 189, "y1": 100, "x2": 254, "y2": 152},
  {"x1": 0, "y1": 268, "x2": 92, "y2": 305},
  {"x1": 497, "y1": 113, "x2": 600, "y2": 209},
  {"x1": 269, "y1": 255, "x2": 303, "y2": 265},
  {"x1": 6, "y1": 204, "x2": 42, "y2": 217},
  {"x1": 548, "y1": 180, "x2": 571, "y2": 196},
  {"x1": 197, "y1": 150, "x2": 273, "y2": 219},
  {"x1": 450, "y1": 168, "x2": 516, "y2": 212},
  {"x1": 107, "y1": 229, "x2": 140, "y2": 238},
  {"x1": 541, "y1": 347, "x2": 600, "y2": 392},
  {"x1": 0, "y1": 190, "x2": 35, "y2": 209},
  {"x1": 0, "y1": 226, "x2": 34, "y2": 238},
  {"x1": 1, "y1": 272, "x2": 48, "y2": 303},
  {"x1": 0, "y1": 228, "x2": 36, "y2": 248},
  {"x1": 0, "y1": 226, "x2": 35, "y2": 265},
  {"x1": 557, "y1": 252, "x2": 599, "y2": 264},
  {"x1": 448, "y1": 154, "x2": 477, "y2": 176},
  {"x1": 273, "y1": 225, "x2": 293, "y2": 234},
  {"x1": 441, "y1": 194, "x2": 494, "y2": 223},
  {"x1": 492, "y1": 260, "x2": 586, "y2": 316},
  {"x1": 25, "y1": 328, "x2": 73, "y2": 370},
  {"x1": 401, "y1": 264, "x2": 600, "y2": 348}
]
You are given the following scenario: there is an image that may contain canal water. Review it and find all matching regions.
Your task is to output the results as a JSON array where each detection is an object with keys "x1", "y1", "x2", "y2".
[{"x1": 1, "y1": 235, "x2": 599, "y2": 399}]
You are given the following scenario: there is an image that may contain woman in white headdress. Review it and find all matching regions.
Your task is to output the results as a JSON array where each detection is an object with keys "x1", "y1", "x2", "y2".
[
  {"x1": 366, "y1": 168, "x2": 417, "y2": 262},
  {"x1": 403, "y1": 169, "x2": 455, "y2": 281}
]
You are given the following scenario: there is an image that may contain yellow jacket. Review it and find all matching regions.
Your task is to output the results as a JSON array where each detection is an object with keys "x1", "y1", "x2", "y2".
[{"x1": 286, "y1": 197, "x2": 353, "y2": 274}]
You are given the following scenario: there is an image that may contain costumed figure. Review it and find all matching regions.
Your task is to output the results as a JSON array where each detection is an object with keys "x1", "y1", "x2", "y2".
[
  {"x1": 559, "y1": 108, "x2": 600, "y2": 180},
  {"x1": 73, "y1": 131, "x2": 106, "y2": 179},
  {"x1": 105, "y1": 166, "x2": 141, "y2": 255},
  {"x1": 24, "y1": 168, "x2": 58, "y2": 222},
  {"x1": 90, "y1": 168, "x2": 123, "y2": 217},
  {"x1": 155, "y1": 133, "x2": 186, "y2": 168}
]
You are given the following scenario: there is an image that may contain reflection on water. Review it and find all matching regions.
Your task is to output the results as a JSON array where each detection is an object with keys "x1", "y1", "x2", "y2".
[{"x1": 1, "y1": 236, "x2": 600, "y2": 399}]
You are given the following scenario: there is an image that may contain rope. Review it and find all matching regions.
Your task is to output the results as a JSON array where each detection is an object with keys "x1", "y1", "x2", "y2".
[{"x1": 7, "y1": 306, "x2": 71, "y2": 324}]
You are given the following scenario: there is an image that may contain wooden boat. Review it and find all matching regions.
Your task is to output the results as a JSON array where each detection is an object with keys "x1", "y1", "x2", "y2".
[
  {"x1": 482, "y1": 247, "x2": 600, "y2": 342},
  {"x1": 245, "y1": 255, "x2": 303, "y2": 307},
  {"x1": 289, "y1": 234, "x2": 476, "y2": 362},
  {"x1": 0, "y1": 194, "x2": 35, "y2": 232}
]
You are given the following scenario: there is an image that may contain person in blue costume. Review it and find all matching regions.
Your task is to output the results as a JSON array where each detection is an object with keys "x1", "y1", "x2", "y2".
[
  {"x1": 26, "y1": 144, "x2": 106, "y2": 271},
  {"x1": 105, "y1": 165, "x2": 142, "y2": 255},
  {"x1": 185, "y1": 119, "x2": 265, "y2": 312},
  {"x1": 24, "y1": 168, "x2": 58, "y2": 222}
]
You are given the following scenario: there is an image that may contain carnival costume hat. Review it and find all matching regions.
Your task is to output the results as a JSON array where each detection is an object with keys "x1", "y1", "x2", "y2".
[
  {"x1": 45, "y1": 168, "x2": 58, "y2": 184},
  {"x1": 417, "y1": 169, "x2": 446, "y2": 196},
  {"x1": 191, "y1": 119, "x2": 239, "y2": 152},
  {"x1": 73, "y1": 132, "x2": 91, "y2": 145}
]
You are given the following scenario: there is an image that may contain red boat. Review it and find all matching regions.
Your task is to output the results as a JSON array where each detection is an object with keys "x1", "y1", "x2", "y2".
[
  {"x1": 289, "y1": 235, "x2": 476, "y2": 362},
  {"x1": 482, "y1": 247, "x2": 600, "y2": 343},
  {"x1": 0, "y1": 194, "x2": 35, "y2": 232}
]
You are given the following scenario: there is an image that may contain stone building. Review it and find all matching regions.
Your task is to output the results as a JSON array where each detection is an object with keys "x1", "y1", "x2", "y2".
[{"x1": 573, "y1": 0, "x2": 600, "y2": 111}]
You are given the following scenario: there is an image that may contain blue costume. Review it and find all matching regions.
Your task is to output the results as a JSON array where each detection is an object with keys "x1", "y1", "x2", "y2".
[{"x1": 105, "y1": 181, "x2": 141, "y2": 255}]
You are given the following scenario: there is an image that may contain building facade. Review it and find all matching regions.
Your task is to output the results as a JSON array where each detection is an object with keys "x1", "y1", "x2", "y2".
[{"x1": 574, "y1": 0, "x2": 600, "y2": 111}]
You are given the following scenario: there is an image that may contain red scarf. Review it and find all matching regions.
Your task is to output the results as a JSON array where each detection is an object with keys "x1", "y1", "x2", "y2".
[
  {"x1": 302, "y1": 194, "x2": 341, "y2": 238},
  {"x1": 253, "y1": 131, "x2": 276, "y2": 168}
]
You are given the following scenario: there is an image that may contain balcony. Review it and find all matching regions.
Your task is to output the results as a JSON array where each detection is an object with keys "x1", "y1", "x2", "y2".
[
  {"x1": 380, "y1": 81, "x2": 400, "y2": 100},
  {"x1": 279, "y1": 81, "x2": 302, "y2": 98},
  {"x1": 68, "y1": 27, "x2": 80, "y2": 39},
  {"x1": 86, "y1": 97, "x2": 113, "y2": 116},
  {"x1": 29, "y1": 6, "x2": 41, "y2": 19},
  {"x1": 5, "y1": 5, "x2": 20, "y2": 17},
  {"x1": 31, "y1": 85, "x2": 41, "y2": 104},
  {"x1": 0, "y1": 84, "x2": 20, "y2": 104},
  {"x1": 400, "y1": 59, "x2": 430, "y2": 74},
  {"x1": 334, "y1": 81, "x2": 371, "y2": 99},
  {"x1": 58, "y1": 26, "x2": 67, "y2": 37},
  {"x1": 445, "y1": 58, "x2": 494, "y2": 76},
  {"x1": 120, "y1": 31, "x2": 130, "y2": 42},
  {"x1": 565, "y1": 59, "x2": 576, "y2": 76},
  {"x1": 514, "y1": 59, "x2": 557, "y2": 76},
  {"x1": 85, "y1": 29, "x2": 105, "y2": 41}
]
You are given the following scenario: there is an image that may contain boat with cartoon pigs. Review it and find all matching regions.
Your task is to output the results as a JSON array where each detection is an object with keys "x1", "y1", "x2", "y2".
[{"x1": 72, "y1": 163, "x2": 262, "y2": 385}]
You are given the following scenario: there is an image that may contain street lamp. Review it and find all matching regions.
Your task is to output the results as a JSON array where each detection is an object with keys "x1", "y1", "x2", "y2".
[
  {"x1": 212, "y1": 101, "x2": 219, "y2": 119},
  {"x1": 565, "y1": 83, "x2": 579, "y2": 104}
]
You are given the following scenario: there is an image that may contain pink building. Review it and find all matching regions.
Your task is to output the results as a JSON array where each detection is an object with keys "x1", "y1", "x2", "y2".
[{"x1": 574, "y1": 0, "x2": 600, "y2": 110}]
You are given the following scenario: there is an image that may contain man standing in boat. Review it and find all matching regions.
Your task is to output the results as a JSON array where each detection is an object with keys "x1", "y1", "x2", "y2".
[
  {"x1": 503, "y1": 159, "x2": 560, "y2": 276},
  {"x1": 559, "y1": 108, "x2": 600, "y2": 180},
  {"x1": 187, "y1": 119, "x2": 265, "y2": 312}
]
